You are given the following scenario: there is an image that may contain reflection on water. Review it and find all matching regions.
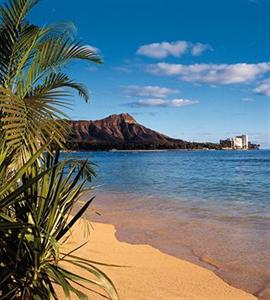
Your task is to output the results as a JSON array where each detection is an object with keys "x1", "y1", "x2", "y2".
[{"x1": 63, "y1": 150, "x2": 270, "y2": 299}]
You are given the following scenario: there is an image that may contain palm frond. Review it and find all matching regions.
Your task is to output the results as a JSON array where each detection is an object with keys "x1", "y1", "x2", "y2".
[
  {"x1": 0, "y1": 0, "x2": 38, "y2": 29},
  {"x1": 0, "y1": 1, "x2": 114, "y2": 299},
  {"x1": 0, "y1": 151, "x2": 119, "y2": 300},
  {"x1": 0, "y1": 0, "x2": 102, "y2": 168}
]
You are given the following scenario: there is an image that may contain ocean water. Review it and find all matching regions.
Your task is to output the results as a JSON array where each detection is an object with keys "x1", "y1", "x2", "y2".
[
  {"x1": 62, "y1": 150, "x2": 270, "y2": 298},
  {"x1": 65, "y1": 150, "x2": 269, "y2": 213}
]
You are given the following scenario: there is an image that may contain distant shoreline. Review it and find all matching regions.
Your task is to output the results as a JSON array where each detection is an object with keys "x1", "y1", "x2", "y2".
[
  {"x1": 66, "y1": 115, "x2": 260, "y2": 152},
  {"x1": 61, "y1": 148, "x2": 260, "y2": 153}
]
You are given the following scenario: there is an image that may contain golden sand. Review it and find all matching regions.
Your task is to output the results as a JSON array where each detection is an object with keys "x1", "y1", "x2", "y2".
[{"x1": 57, "y1": 220, "x2": 257, "y2": 300}]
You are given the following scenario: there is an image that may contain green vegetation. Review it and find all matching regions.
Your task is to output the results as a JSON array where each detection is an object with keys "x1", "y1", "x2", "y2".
[
  {"x1": 0, "y1": 0, "x2": 101, "y2": 167},
  {"x1": 0, "y1": 0, "x2": 118, "y2": 299}
]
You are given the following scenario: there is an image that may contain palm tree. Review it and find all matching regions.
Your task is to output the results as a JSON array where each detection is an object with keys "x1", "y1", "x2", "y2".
[
  {"x1": 0, "y1": 0, "x2": 101, "y2": 168},
  {"x1": 0, "y1": 0, "x2": 119, "y2": 299},
  {"x1": 0, "y1": 150, "x2": 118, "y2": 299}
]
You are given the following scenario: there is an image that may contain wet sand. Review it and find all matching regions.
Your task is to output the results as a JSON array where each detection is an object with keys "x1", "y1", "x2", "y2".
[
  {"x1": 83, "y1": 192, "x2": 270, "y2": 300},
  {"x1": 57, "y1": 220, "x2": 257, "y2": 300}
]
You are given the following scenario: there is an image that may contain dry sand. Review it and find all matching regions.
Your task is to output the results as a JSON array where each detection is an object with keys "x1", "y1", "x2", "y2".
[{"x1": 57, "y1": 220, "x2": 257, "y2": 300}]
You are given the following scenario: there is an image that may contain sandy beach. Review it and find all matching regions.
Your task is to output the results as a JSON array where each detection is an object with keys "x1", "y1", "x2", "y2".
[{"x1": 57, "y1": 219, "x2": 257, "y2": 300}]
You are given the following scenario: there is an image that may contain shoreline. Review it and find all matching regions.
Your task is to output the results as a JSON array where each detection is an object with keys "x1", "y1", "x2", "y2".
[
  {"x1": 58, "y1": 220, "x2": 257, "y2": 300},
  {"x1": 83, "y1": 191, "x2": 270, "y2": 300},
  {"x1": 61, "y1": 148, "x2": 261, "y2": 153}
]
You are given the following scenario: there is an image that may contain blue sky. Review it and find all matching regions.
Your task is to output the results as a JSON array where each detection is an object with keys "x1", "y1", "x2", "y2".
[{"x1": 27, "y1": 0, "x2": 270, "y2": 147}]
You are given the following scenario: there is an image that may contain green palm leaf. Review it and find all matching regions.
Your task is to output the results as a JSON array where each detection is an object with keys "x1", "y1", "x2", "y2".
[
  {"x1": 0, "y1": 151, "x2": 119, "y2": 300},
  {"x1": 0, "y1": 0, "x2": 102, "y2": 168},
  {"x1": 0, "y1": 1, "x2": 117, "y2": 299}
]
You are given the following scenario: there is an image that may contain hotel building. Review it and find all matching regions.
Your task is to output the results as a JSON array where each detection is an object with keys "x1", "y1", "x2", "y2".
[{"x1": 220, "y1": 134, "x2": 249, "y2": 150}]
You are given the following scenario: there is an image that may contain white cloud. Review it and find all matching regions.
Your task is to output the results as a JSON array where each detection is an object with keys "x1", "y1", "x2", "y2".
[
  {"x1": 137, "y1": 41, "x2": 189, "y2": 58},
  {"x1": 191, "y1": 43, "x2": 211, "y2": 56},
  {"x1": 147, "y1": 62, "x2": 270, "y2": 84},
  {"x1": 127, "y1": 98, "x2": 199, "y2": 107},
  {"x1": 85, "y1": 44, "x2": 100, "y2": 53},
  {"x1": 253, "y1": 79, "x2": 270, "y2": 96},
  {"x1": 123, "y1": 85, "x2": 179, "y2": 98},
  {"x1": 136, "y1": 40, "x2": 211, "y2": 59},
  {"x1": 241, "y1": 97, "x2": 254, "y2": 102}
]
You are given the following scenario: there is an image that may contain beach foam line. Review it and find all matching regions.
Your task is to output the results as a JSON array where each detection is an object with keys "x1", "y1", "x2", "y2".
[{"x1": 57, "y1": 220, "x2": 257, "y2": 300}]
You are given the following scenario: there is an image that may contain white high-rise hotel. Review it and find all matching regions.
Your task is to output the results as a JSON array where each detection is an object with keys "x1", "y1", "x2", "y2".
[{"x1": 231, "y1": 135, "x2": 249, "y2": 149}]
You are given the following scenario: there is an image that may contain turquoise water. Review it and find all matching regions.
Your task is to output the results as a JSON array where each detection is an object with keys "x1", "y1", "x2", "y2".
[
  {"x1": 65, "y1": 150, "x2": 270, "y2": 215},
  {"x1": 62, "y1": 150, "x2": 270, "y2": 298}
]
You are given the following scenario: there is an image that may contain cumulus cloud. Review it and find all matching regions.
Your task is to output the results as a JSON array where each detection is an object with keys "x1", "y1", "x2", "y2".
[
  {"x1": 127, "y1": 98, "x2": 199, "y2": 107},
  {"x1": 123, "y1": 85, "x2": 179, "y2": 98},
  {"x1": 146, "y1": 62, "x2": 270, "y2": 84},
  {"x1": 191, "y1": 43, "x2": 212, "y2": 56},
  {"x1": 136, "y1": 40, "x2": 210, "y2": 58},
  {"x1": 253, "y1": 79, "x2": 270, "y2": 96},
  {"x1": 137, "y1": 41, "x2": 189, "y2": 58}
]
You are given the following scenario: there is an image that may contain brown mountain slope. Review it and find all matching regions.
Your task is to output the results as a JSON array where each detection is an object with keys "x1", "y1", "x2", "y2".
[{"x1": 66, "y1": 113, "x2": 220, "y2": 150}]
